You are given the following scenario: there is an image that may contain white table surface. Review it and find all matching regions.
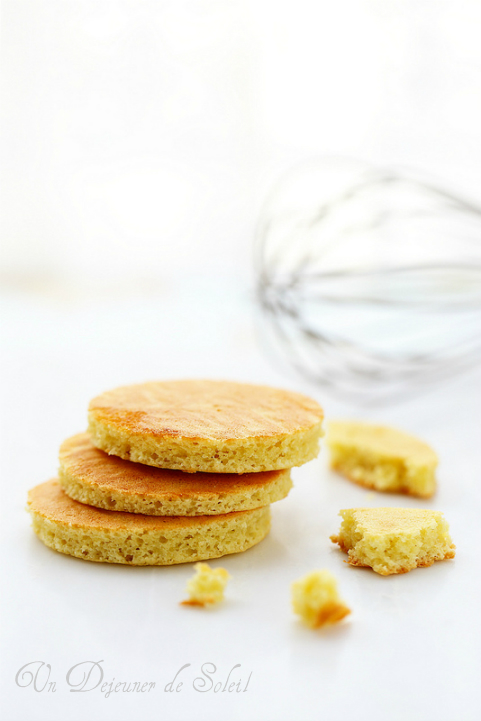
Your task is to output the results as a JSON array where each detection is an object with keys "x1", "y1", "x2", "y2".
[{"x1": 1, "y1": 275, "x2": 480, "y2": 721}]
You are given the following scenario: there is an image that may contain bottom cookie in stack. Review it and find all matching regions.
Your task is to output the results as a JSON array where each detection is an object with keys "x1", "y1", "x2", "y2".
[{"x1": 27, "y1": 480, "x2": 271, "y2": 566}]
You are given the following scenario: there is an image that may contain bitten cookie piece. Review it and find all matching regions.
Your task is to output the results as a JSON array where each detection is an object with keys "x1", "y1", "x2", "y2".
[
  {"x1": 182, "y1": 563, "x2": 230, "y2": 606},
  {"x1": 88, "y1": 379, "x2": 323, "y2": 473},
  {"x1": 27, "y1": 480, "x2": 271, "y2": 566},
  {"x1": 291, "y1": 570, "x2": 351, "y2": 628},
  {"x1": 327, "y1": 421, "x2": 437, "y2": 498},
  {"x1": 330, "y1": 508, "x2": 455, "y2": 576}
]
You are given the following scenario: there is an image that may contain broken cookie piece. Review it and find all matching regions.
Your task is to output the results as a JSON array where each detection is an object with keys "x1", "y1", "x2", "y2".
[
  {"x1": 327, "y1": 421, "x2": 438, "y2": 498},
  {"x1": 331, "y1": 507, "x2": 455, "y2": 575}
]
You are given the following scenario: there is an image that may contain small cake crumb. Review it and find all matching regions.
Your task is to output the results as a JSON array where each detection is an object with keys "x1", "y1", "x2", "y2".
[
  {"x1": 331, "y1": 507, "x2": 455, "y2": 575},
  {"x1": 327, "y1": 420, "x2": 437, "y2": 498},
  {"x1": 291, "y1": 570, "x2": 351, "y2": 629},
  {"x1": 182, "y1": 563, "x2": 231, "y2": 606}
]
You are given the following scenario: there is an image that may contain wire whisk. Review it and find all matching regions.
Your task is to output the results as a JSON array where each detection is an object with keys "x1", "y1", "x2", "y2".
[{"x1": 255, "y1": 158, "x2": 481, "y2": 403}]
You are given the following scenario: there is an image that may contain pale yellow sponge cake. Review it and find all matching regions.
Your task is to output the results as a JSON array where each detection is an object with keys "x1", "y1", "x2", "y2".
[
  {"x1": 88, "y1": 379, "x2": 323, "y2": 473},
  {"x1": 59, "y1": 433, "x2": 292, "y2": 516},
  {"x1": 327, "y1": 421, "x2": 438, "y2": 498},
  {"x1": 27, "y1": 480, "x2": 271, "y2": 566},
  {"x1": 330, "y1": 508, "x2": 455, "y2": 575},
  {"x1": 182, "y1": 563, "x2": 230, "y2": 606},
  {"x1": 291, "y1": 570, "x2": 351, "y2": 628}
]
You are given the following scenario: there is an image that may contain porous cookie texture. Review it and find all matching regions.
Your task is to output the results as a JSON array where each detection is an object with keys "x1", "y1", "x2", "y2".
[
  {"x1": 182, "y1": 563, "x2": 230, "y2": 606},
  {"x1": 330, "y1": 508, "x2": 455, "y2": 576},
  {"x1": 291, "y1": 570, "x2": 351, "y2": 629},
  {"x1": 88, "y1": 379, "x2": 323, "y2": 473},
  {"x1": 27, "y1": 480, "x2": 271, "y2": 566},
  {"x1": 59, "y1": 433, "x2": 292, "y2": 516},
  {"x1": 327, "y1": 421, "x2": 437, "y2": 498}
]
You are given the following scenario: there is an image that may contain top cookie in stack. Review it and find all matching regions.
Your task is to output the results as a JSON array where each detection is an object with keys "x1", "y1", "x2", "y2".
[
  {"x1": 87, "y1": 379, "x2": 324, "y2": 473},
  {"x1": 28, "y1": 380, "x2": 324, "y2": 566}
]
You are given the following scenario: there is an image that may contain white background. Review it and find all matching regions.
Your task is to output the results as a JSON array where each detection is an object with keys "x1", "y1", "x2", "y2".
[
  {"x1": 2, "y1": 2, "x2": 481, "y2": 721},
  {"x1": 4, "y1": 0, "x2": 481, "y2": 287}
]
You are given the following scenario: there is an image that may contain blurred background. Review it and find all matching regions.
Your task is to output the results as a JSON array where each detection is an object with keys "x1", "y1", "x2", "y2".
[
  {"x1": 2, "y1": 0, "x2": 481, "y2": 434},
  {"x1": 4, "y1": 0, "x2": 481, "y2": 286}
]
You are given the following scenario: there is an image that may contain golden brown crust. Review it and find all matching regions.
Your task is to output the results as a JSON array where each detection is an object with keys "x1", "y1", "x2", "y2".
[
  {"x1": 339, "y1": 552, "x2": 455, "y2": 574},
  {"x1": 59, "y1": 433, "x2": 292, "y2": 515},
  {"x1": 28, "y1": 480, "x2": 262, "y2": 531},
  {"x1": 87, "y1": 380, "x2": 323, "y2": 473},
  {"x1": 314, "y1": 602, "x2": 351, "y2": 627},
  {"x1": 89, "y1": 379, "x2": 323, "y2": 441}
]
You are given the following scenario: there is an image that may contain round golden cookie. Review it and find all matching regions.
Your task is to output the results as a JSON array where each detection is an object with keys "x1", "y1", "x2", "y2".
[
  {"x1": 27, "y1": 480, "x2": 271, "y2": 566},
  {"x1": 88, "y1": 379, "x2": 324, "y2": 473},
  {"x1": 59, "y1": 433, "x2": 293, "y2": 516}
]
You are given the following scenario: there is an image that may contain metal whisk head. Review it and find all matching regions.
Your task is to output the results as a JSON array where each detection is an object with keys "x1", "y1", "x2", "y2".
[{"x1": 255, "y1": 158, "x2": 481, "y2": 403}]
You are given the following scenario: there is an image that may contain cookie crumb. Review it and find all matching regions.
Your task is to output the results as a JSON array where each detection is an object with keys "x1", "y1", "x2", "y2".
[
  {"x1": 182, "y1": 563, "x2": 230, "y2": 606},
  {"x1": 291, "y1": 570, "x2": 351, "y2": 628}
]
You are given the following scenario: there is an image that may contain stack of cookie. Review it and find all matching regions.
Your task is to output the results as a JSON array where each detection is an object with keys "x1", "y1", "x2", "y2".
[{"x1": 27, "y1": 380, "x2": 324, "y2": 565}]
